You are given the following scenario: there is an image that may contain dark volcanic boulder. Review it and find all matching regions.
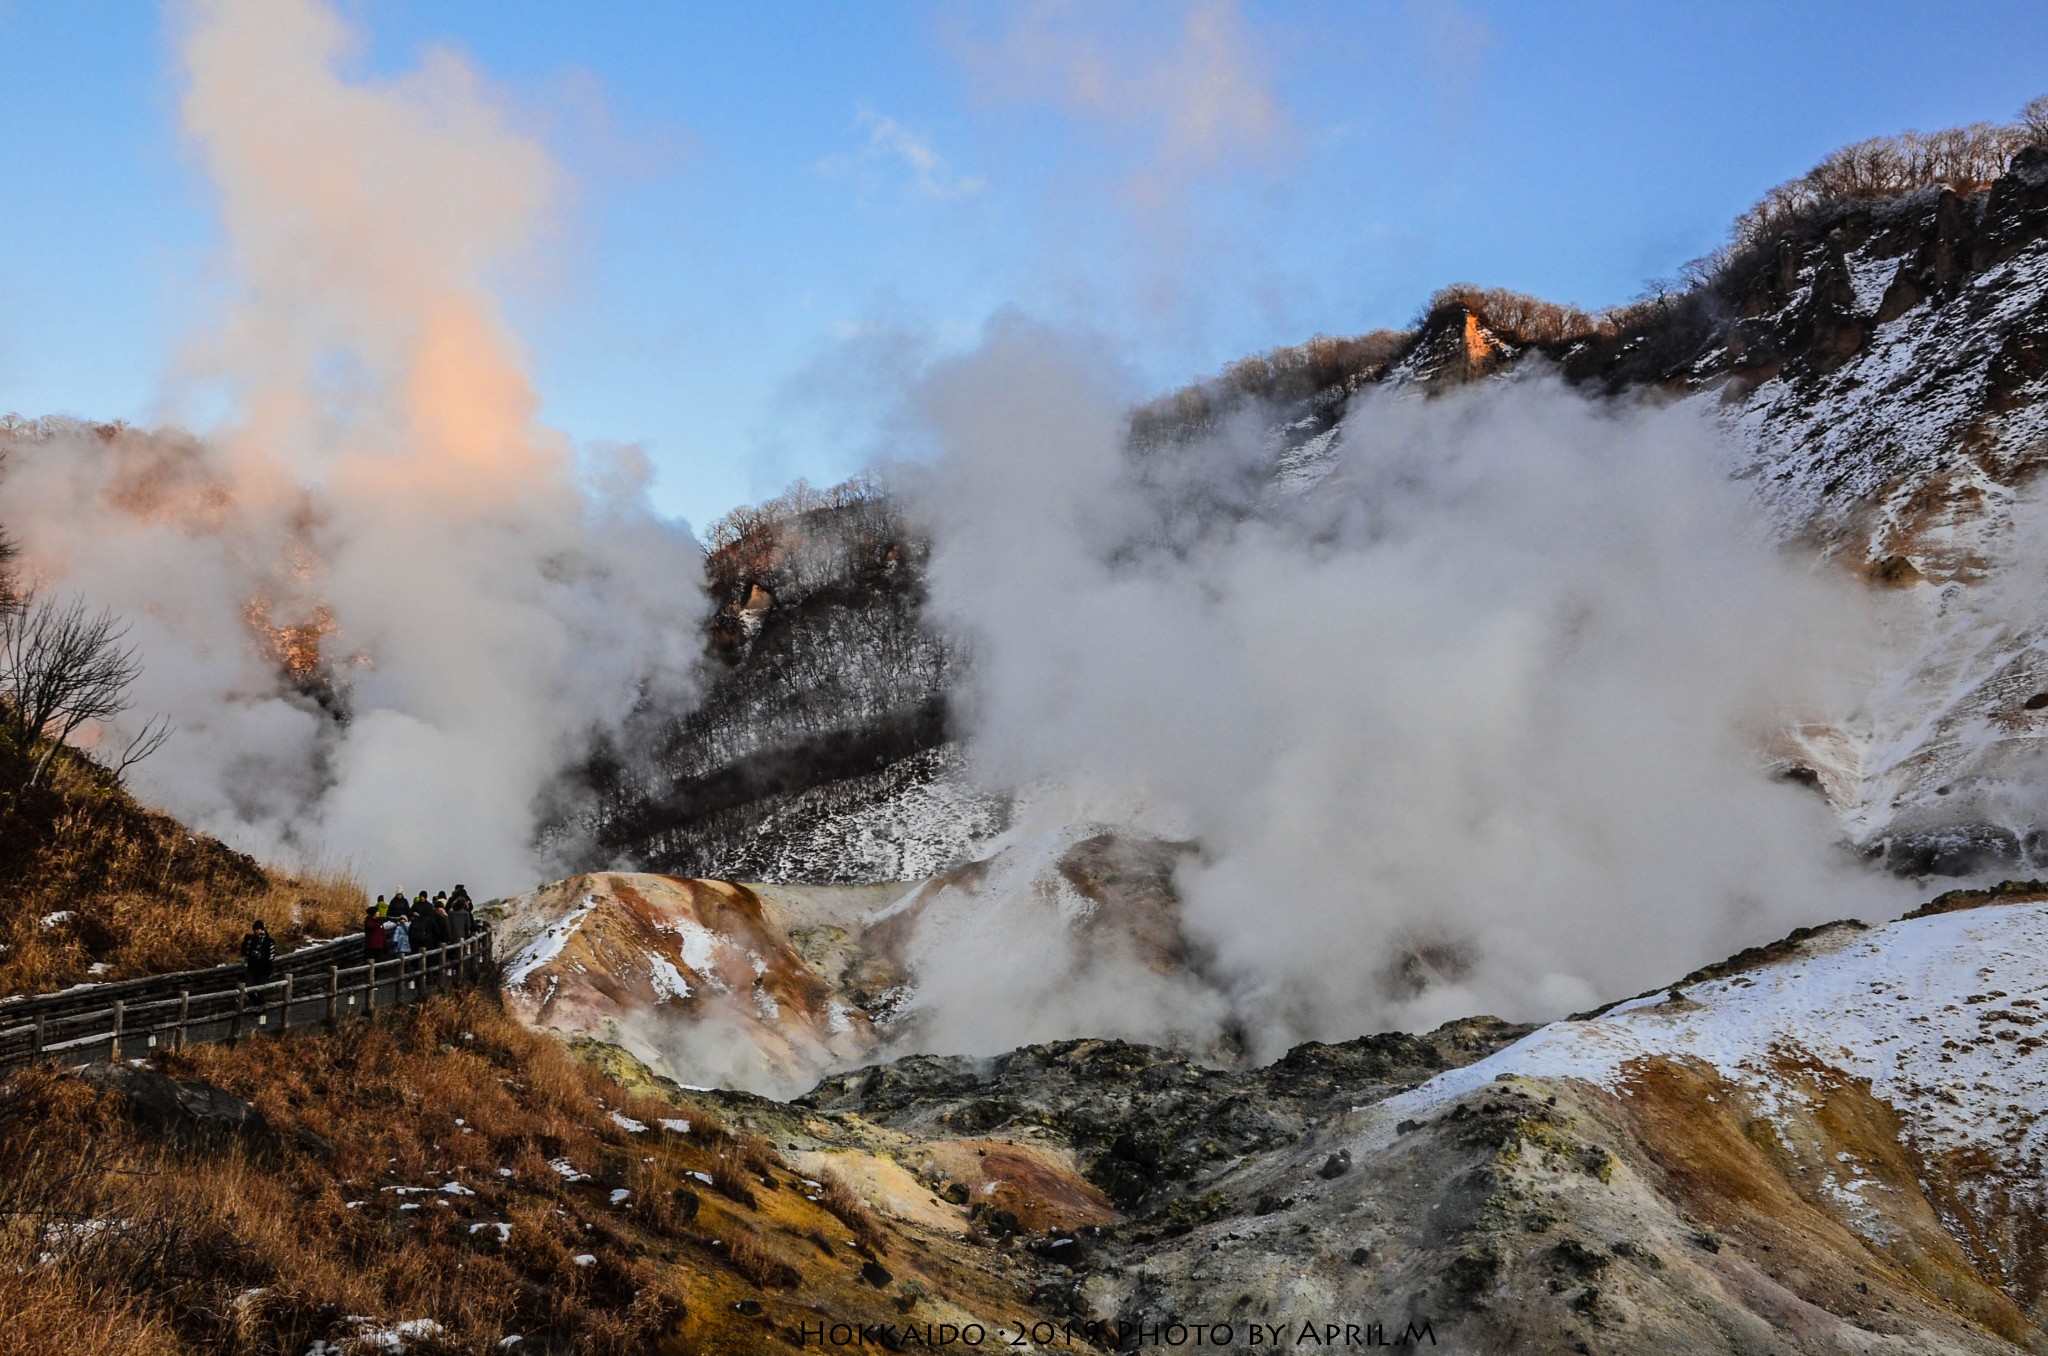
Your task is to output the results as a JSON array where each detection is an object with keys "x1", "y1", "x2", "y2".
[{"x1": 84, "y1": 1063, "x2": 279, "y2": 1155}]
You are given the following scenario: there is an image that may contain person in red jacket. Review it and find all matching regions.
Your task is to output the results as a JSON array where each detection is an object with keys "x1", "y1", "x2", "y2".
[{"x1": 363, "y1": 904, "x2": 390, "y2": 956}]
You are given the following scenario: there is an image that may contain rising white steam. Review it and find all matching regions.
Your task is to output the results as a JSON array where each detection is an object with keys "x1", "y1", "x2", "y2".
[
  {"x1": 0, "y1": 0, "x2": 701, "y2": 894},
  {"x1": 904, "y1": 318, "x2": 1912, "y2": 1056}
]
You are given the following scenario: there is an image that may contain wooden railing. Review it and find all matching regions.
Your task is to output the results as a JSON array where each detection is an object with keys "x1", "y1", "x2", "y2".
[
  {"x1": 0, "y1": 932, "x2": 372, "y2": 1025},
  {"x1": 0, "y1": 928, "x2": 495, "y2": 1074}
]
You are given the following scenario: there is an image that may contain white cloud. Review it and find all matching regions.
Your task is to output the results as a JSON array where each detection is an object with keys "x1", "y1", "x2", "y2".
[
  {"x1": 952, "y1": 0, "x2": 1291, "y2": 200},
  {"x1": 817, "y1": 108, "x2": 986, "y2": 202}
]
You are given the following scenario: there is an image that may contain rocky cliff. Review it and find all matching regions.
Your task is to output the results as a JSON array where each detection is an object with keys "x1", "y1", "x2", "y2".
[{"x1": 584, "y1": 144, "x2": 2048, "y2": 890}]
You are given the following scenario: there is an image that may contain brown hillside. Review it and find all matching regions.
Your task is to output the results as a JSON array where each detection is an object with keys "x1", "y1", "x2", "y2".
[
  {"x1": 0, "y1": 740, "x2": 362, "y2": 996},
  {"x1": 0, "y1": 989, "x2": 1039, "y2": 1356}
]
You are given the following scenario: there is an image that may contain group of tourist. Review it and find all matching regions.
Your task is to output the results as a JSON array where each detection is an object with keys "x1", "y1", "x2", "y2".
[
  {"x1": 363, "y1": 885, "x2": 477, "y2": 959},
  {"x1": 231, "y1": 886, "x2": 478, "y2": 987}
]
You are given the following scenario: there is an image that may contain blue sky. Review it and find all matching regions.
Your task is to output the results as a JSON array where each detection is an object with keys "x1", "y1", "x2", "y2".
[{"x1": 2, "y1": 1, "x2": 2045, "y2": 530}]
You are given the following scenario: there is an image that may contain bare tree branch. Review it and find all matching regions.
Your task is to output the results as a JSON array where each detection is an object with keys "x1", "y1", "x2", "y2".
[
  {"x1": 111, "y1": 713, "x2": 175, "y2": 782},
  {"x1": 0, "y1": 591, "x2": 148, "y2": 786}
]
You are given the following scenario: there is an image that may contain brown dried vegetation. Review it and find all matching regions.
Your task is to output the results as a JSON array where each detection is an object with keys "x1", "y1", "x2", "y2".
[
  {"x1": 0, "y1": 989, "x2": 957, "y2": 1354},
  {"x1": 1130, "y1": 330, "x2": 1413, "y2": 439},
  {"x1": 0, "y1": 740, "x2": 364, "y2": 996},
  {"x1": 813, "y1": 1166, "x2": 888, "y2": 1254}
]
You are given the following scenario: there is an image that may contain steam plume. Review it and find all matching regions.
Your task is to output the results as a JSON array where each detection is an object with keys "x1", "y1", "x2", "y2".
[
  {"x1": 904, "y1": 319, "x2": 1912, "y2": 1055},
  {"x1": 0, "y1": 0, "x2": 700, "y2": 894}
]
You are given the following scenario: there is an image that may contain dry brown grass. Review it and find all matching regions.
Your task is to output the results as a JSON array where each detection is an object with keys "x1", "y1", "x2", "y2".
[
  {"x1": 814, "y1": 1166, "x2": 887, "y2": 1254},
  {"x1": 0, "y1": 990, "x2": 904, "y2": 1353},
  {"x1": 709, "y1": 1149, "x2": 761, "y2": 1208},
  {"x1": 724, "y1": 1222, "x2": 801, "y2": 1288},
  {"x1": 0, "y1": 741, "x2": 364, "y2": 995}
]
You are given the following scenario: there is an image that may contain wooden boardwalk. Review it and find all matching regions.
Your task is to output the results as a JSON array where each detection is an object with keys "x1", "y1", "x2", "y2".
[{"x1": 0, "y1": 928, "x2": 495, "y2": 1073}]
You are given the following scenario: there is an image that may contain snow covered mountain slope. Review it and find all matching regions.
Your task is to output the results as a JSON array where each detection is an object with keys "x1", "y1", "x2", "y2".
[
  {"x1": 1378, "y1": 893, "x2": 2048, "y2": 1315},
  {"x1": 1238, "y1": 154, "x2": 2048, "y2": 876}
]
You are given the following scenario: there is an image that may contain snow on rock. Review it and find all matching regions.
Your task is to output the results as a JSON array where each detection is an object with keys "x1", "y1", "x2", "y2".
[
  {"x1": 341, "y1": 1317, "x2": 444, "y2": 1352},
  {"x1": 853, "y1": 818, "x2": 1220, "y2": 1056},
  {"x1": 1688, "y1": 229, "x2": 2048, "y2": 862},
  {"x1": 504, "y1": 896, "x2": 598, "y2": 987},
  {"x1": 683, "y1": 744, "x2": 1011, "y2": 886},
  {"x1": 1713, "y1": 237, "x2": 2048, "y2": 575},
  {"x1": 491, "y1": 873, "x2": 879, "y2": 1096},
  {"x1": 1380, "y1": 899, "x2": 2048, "y2": 1227}
]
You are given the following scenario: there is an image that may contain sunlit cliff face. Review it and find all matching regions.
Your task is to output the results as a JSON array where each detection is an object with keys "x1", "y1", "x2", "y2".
[
  {"x1": 1463, "y1": 311, "x2": 1504, "y2": 368},
  {"x1": 242, "y1": 597, "x2": 342, "y2": 688}
]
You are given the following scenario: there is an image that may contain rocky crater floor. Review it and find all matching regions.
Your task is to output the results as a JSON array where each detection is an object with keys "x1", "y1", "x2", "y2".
[{"x1": 581, "y1": 891, "x2": 2048, "y2": 1355}]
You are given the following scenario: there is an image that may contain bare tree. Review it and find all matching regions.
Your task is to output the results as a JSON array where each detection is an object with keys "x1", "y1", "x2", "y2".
[
  {"x1": 2024, "y1": 94, "x2": 2048, "y2": 146},
  {"x1": 0, "y1": 451, "x2": 20, "y2": 620},
  {"x1": 0, "y1": 525, "x2": 18, "y2": 620},
  {"x1": 0, "y1": 592, "x2": 152, "y2": 786}
]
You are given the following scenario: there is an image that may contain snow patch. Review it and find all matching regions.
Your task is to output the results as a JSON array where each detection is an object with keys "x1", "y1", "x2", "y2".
[
  {"x1": 1382, "y1": 904, "x2": 2048, "y2": 1219},
  {"x1": 506, "y1": 895, "x2": 599, "y2": 987},
  {"x1": 646, "y1": 953, "x2": 691, "y2": 1002}
]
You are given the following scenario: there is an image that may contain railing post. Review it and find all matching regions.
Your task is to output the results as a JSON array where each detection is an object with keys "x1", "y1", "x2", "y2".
[
  {"x1": 232, "y1": 984, "x2": 246, "y2": 1041},
  {"x1": 110, "y1": 999, "x2": 125, "y2": 1062},
  {"x1": 327, "y1": 966, "x2": 340, "y2": 1028},
  {"x1": 32, "y1": 1012, "x2": 45, "y2": 1064},
  {"x1": 366, "y1": 960, "x2": 377, "y2": 1013},
  {"x1": 280, "y1": 974, "x2": 294, "y2": 1032},
  {"x1": 176, "y1": 989, "x2": 190, "y2": 1049}
]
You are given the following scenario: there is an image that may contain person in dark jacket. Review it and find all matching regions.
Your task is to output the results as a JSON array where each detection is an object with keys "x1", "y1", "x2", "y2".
[
  {"x1": 363, "y1": 905, "x2": 389, "y2": 955},
  {"x1": 410, "y1": 905, "x2": 443, "y2": 951},
  {"x1": 447, "y1": 897, "x2": 472, "y2": 941},
  {"x1": 430, "y1": 904, "x2": 454, "y2": 948},
  {"x1": 240, "y1": 920, "x2": 276, "y2": 982}
]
